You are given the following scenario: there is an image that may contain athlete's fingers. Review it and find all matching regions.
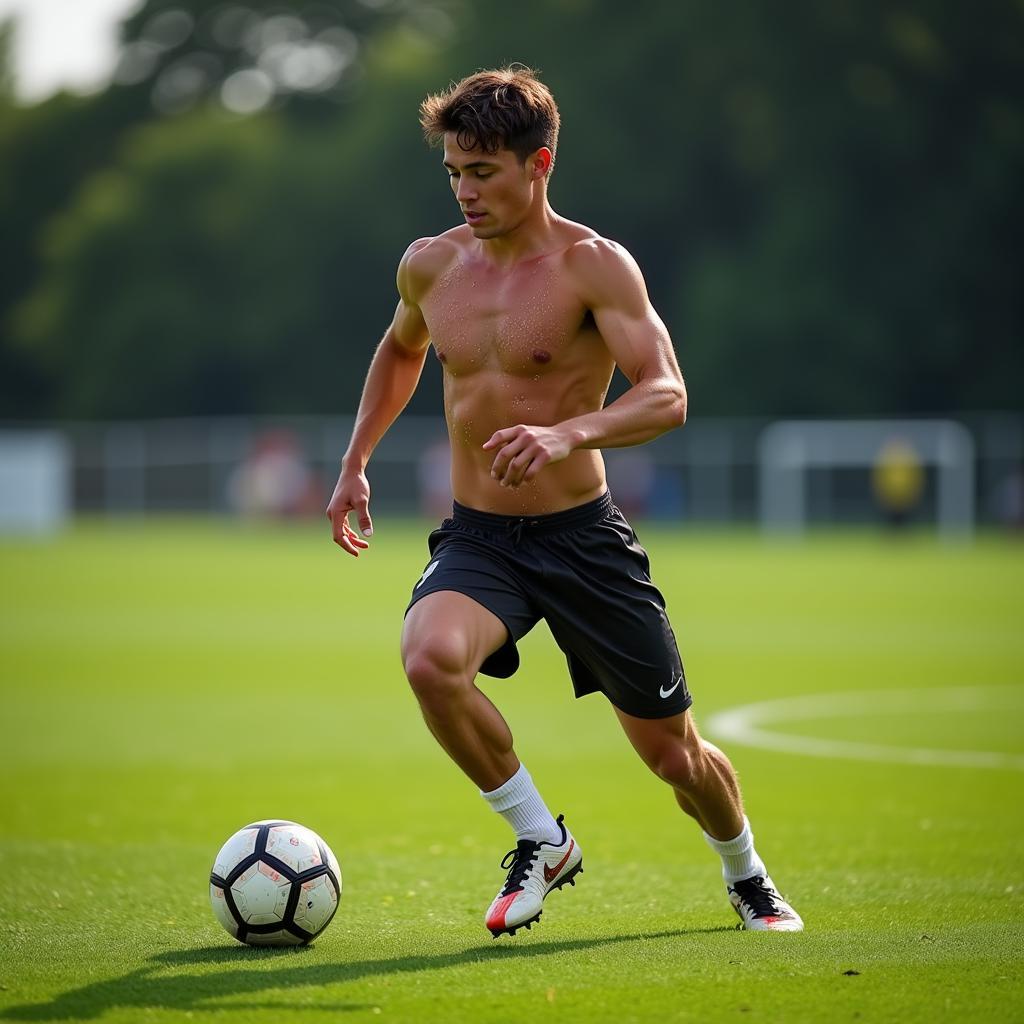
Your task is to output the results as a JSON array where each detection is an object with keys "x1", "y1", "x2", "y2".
[
  {"x1": 345, "y1": 518, "x2": 370, "y2": 548},
  {"x1": 355, "y1": 496, "x2": 374, "y2": 537},
  {"x1": 332, "y1": 508, "x2": 369, "y2": 556},
  {"x1": 492, "y1": 442, "x2": 528, "y2": 482},
  {"x1": 327, "y1": 501, "x2": 349, "y2": 539},
  {"x1": 343, "y1": 515, "x2": 370, "y2": 549},
  {"x1": 489, "y1": 442, "x2": 515, "y2": 479},
  {"x1": 521, "y1": 451, "x2": 551, "y2": 483},
  {"x1": 337, "y1": 524, "x2": 369, "y2": 556},
  {"x1": 502, "y1": 448, "x2": 537, "y2": 487},
  {"x1": 489, "y1": 430, "x2": 532, "y2": 479},
  {"x1": 482, "y1": 426, "x2": 520, "y2": 451}
]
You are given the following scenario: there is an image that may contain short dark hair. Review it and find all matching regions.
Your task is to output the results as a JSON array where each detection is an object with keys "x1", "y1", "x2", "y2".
[{"x1": 419, "y1": 65, "x2": 560, "y2": 165}]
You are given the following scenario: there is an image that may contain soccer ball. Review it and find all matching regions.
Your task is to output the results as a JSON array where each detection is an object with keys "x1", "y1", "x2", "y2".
[{"x1": 209, "y1": 819, "x2": 342, "y2": 946}]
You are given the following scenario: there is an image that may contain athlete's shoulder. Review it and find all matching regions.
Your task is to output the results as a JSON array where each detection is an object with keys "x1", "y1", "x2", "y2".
[
  {"x1": 400, "y1": 231, "x2": 458, "y2": 276},
  {"x1": 562, "y1": 228, "x2": 645, "y2": 305},
  {"x1": 564, "y1": 231, "x2": 637, "y2": 272},
  {"x1": 397, "y1": 229, "x2": 463, "y2": 299}
]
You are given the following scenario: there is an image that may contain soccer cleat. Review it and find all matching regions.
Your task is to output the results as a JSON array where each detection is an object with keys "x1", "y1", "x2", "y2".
[
  {"x1": 727, "y1": 874, "x2": 804, "y2": 932},
  {"x1": 485, "y1": 814, "x2": 583, "y2": 937}
]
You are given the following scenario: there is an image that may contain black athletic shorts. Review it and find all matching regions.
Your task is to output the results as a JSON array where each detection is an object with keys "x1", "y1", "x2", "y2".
[{"x1": 405, "y1": 491, "x2": 692, "y2": 719}]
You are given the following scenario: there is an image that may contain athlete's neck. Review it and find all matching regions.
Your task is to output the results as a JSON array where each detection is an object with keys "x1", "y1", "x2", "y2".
[{"x1": 475, "y1": 201, "x2": 563, "y2": 266}]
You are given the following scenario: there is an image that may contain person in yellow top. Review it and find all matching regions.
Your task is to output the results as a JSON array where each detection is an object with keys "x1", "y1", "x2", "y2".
[{"x1": 873, "y1": 438, "x2": 925, "y2": 527}]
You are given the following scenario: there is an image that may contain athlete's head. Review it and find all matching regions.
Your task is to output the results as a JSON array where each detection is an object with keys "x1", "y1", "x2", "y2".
[
  {"x1": 420, "y1": 65, "x2": 560, "y2": 164},
  {"x1": 420, "y1": 65, "x2": 560, "y2": 238}
]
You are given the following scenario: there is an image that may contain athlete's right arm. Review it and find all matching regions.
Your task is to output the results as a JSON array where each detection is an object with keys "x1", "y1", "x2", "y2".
[{"x1": 326, "y1": 240, "x2": 433, "y2": 556}]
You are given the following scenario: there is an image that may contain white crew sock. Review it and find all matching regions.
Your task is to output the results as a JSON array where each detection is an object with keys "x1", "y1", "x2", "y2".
[
  {"x1": 703, "y1": 816, "x2": 766, "y2": 883},
  {"x1": 481, "y1": 763, "x2": 561, "y2": 844}
]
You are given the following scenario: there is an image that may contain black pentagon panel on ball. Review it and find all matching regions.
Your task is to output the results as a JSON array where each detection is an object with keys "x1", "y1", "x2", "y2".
[
  {"x1": 224, "y1": 852, "x2": 263, "y2": 886},
  {"x1": 246, "y1": 919, "x2": 293, "y2": 934},
  {"x1": 284, "y1": 875, "x2": 301, "y2": 925},
  {"x1": 317, "y1": 881, "x2": 341, "y2": 933},
  {"x1": 287, "y1": 922, "x2": 315, "y2": 943},
  {"x1": 223, "y1": 885, "x2": 246, "y2": 929},
  {"x1": 316, "y1": 839, "x2": 332, "y2": 870},
  {"x1": 262, "y1": 852, "x2": 301, "y2": 882}
]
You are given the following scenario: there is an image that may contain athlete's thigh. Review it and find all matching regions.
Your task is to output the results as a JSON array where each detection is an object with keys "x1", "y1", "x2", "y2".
[{"x1": 401, "y1": 590, "x2": 510, "y2": 676}]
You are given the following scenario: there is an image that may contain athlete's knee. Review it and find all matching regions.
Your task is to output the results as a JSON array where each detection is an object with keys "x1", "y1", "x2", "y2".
[
  {"x1": 402, "y1": 634, "x2": 473, "y2": 706},
  {"x1": 650, "y1": 737, "x2": 706, "y2": 793}
]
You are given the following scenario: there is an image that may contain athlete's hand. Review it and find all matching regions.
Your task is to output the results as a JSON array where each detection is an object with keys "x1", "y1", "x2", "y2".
[
  {"x1": 483, "y1": 424, "x2": 574, "y2": 487},
  {"x1": 326, "y1": 467, "x2": 373, "y2": 557}
]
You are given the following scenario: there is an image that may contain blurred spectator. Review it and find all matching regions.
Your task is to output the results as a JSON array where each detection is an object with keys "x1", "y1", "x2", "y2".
[
  {"x1": 871, "y1": 437, "x2": 925, "y2": 529},
  {"x1": 227, "y1": 430, "x2": 320, "y2": 518},
  {"x1": 417, "y1": 437, "x2": 453, "y2": 518},
  {"x1": 989, "y1": 467, "x2": 1024, "y2": 531},
  {"x1": 605, "y1": 450, "x2": 656, "y2": 519}
]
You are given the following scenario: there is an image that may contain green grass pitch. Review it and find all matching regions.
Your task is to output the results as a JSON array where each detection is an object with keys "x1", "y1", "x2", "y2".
[{"x1": 1, "y1": 520, "x2": 1022, "y2": 1023}]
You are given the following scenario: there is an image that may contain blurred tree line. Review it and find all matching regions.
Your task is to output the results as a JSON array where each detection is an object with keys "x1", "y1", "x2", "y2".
[{"x1": 1, "y1": 0, "x2": 1021, "y2": 421}]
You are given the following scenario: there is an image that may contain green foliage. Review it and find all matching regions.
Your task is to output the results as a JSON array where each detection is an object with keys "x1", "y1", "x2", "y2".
[
  {"x1": 0, "y1": 83, "x2": 153, "y2": 416},
  {"x1": 17, "y1": 114, "x2": 321, "y2": 416},
  {"x1": 113, "y1": 0, "x2": 431, "y2": 117},
  {"x1": 0, "y1": 17, "x2": 14, "y2": 99},
  {"x1": 2, "y1": 0, "x2": 1023, "y2": 418}
]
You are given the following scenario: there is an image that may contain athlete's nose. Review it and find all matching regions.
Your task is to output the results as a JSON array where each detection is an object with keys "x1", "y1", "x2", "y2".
[{"x1": 456, "y1": 177, "x2": 478, "y2": 203}]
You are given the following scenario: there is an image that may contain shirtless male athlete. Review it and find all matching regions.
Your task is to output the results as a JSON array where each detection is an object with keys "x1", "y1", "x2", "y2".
[{"x1": 326, "y1": 66, "x2": 802, "y2": 937}]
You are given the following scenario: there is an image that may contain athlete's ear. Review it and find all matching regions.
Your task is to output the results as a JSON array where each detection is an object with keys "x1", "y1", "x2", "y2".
[{"x1": 530, "y1": 147, "x2": 553, "y2": 179}]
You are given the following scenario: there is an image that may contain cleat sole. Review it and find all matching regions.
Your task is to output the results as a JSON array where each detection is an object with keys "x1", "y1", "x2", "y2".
[
  {"x1": 489, "y1": 911, "x2": 541, "y2": 938},
  {"x1": 549, "y1": 860, "x2": 583, "y2": 893}
]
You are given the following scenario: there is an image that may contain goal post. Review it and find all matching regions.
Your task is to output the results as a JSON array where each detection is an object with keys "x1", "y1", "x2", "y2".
[
  {"x1": 758, "y1": 419, "x2": 975, "y2": 538},
  {"x1": 0, "y1": 430, "x2": 71, "y2": 534}
]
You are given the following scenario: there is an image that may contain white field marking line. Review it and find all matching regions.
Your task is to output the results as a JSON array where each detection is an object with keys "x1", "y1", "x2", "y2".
[{"x1": 705, "y1": 686, "x2": 1024, "y2": 771}]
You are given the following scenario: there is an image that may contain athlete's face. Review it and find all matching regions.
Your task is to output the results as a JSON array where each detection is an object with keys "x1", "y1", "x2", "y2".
[{"x1": 442, "y1": 133, "x2": 550, "y2": 239}]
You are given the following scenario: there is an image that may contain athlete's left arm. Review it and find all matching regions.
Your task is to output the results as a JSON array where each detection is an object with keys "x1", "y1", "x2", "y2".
[{"x1": 484, "y1": 238, "x2": 686, "y2": 486}]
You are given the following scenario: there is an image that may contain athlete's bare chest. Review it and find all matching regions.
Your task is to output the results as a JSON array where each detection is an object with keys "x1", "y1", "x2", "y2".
[{"x1": 420, "y1": 258, "x2": 587, "y2": 376}]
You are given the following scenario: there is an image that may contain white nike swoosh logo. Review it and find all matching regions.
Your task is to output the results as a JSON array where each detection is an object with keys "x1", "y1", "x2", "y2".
[
  {"x1": 415, "y1": 560, "x2": 440, "y2": 589},
  {"x1": 660, "y1": 673, "x2": 683, "y2": 699}
]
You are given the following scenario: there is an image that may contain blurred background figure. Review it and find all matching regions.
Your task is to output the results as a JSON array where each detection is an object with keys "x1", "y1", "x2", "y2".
[
  {"x1": 226, "y1": 429, "x2": 319, "y2": 518},
  {"x1": 417, "y1": 437, "x2": 453, "y2": 518},
  {"x1": 604, "y1": 450, "x2": 656, "y2": 520},
  {"x1": 871, "y1": 437, "x2": 925, "y2": 529},
  {"x1": 989, "y1": 465, "x2": 1024, "y2": 531}
]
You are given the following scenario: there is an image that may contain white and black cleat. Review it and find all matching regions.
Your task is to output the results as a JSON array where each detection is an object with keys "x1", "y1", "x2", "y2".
[
  {"x1": 485, "y1": 814, "x2": 583, "y2": 938},
  {"x1": 727, "y1": 874, "x2": 804, "y2": 932}
]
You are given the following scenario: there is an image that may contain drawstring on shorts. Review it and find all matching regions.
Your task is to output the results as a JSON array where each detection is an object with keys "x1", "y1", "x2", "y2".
[
  {"x1": 451, "y1": 492, "x2": 614, "y2": 544},
  {"x1": 508, "y1": 518, "x2": 526, "y2": 547}
]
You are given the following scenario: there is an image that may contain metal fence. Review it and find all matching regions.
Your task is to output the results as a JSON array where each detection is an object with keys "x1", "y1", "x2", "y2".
[{"x1": 2, "y1": 412, "x2": 1022, "y2": 530}]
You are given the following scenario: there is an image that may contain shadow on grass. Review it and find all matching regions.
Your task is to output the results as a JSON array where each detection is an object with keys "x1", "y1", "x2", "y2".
[{"x1": 2, "y1": 927, "x2": 733, "y2": 1020}]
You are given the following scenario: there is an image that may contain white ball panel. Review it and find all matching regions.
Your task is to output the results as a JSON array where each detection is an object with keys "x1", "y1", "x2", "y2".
[
  {"x1": 323, "y1": 842, "x2": 342, "y2": 888},
  {"x1": 213, "y1": 827, "x2": 258, "y2": 877},
  {"x1": 292, "y1": 874, "x2": 339, "y2": 936},
  {"x1": 231, "y1": 861, "x2": 292, "y2": 925},
  {"x1": 209, "y1": 882, "x2": 239, "y2": 939},
  {"x1": 266, "y1": 824, "x2": 322, "y2": 873}
]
